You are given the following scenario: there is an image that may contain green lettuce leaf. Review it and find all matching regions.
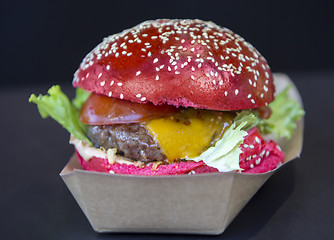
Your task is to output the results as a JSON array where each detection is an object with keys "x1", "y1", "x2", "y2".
[
  {"x1": 235, "y1": 85, "x2": 304, "y2": 139},
  {"x1": 29, "y1": 85, "x2": 92, "y2": 145},
  {"x1": 72, "y1": 88, "x2": 91, "y2": 110},
  {"x1": 264, "y1": 86, "x2": 305, "y2": 139}
]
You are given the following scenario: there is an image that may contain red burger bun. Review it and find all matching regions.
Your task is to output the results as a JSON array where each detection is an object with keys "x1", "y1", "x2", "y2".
[
  {"x1": 73, "y1": 19, "x2": 274, "y2": 111},
  {"x1": 76, "y1": 151, "x2": 219, "y2": 176},
  {"x1": 240, "y1": 127, "x2": 285, "y2": 173},
  {"x1": 75, "y1": 127, "x2": 284, "y2": 175}
]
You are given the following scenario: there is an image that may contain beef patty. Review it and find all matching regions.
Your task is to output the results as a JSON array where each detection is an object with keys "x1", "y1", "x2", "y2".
[{"x1": 87, "y1": 124, "x2": 167, "y2": 163}]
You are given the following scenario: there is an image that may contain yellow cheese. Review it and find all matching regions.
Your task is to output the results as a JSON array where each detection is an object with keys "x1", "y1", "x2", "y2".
[{"x1": 145, "y1": 109, "x2": 234, "y2": 162}]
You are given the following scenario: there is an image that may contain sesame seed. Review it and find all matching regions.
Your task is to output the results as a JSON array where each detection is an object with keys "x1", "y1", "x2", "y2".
[
  {"x1": 106, "y1": 65, "x2": 110, "y2": 70},
  {"x1": 141, "y1": 97, "x2": 146, "y2": 101},
  {"x1": 191, "y1": 75, "x2": 195, "y2": 80},
  {"x1": 265, "y1": 72, "x2": 270, "y2": 78},
  {"x1": 255, "y1": 136, "x2": 261, "y2": 143},
  {"x1": 247, "y1": 94, "x2": 252, "y2": 98},
  {"x1": 175, "y1": 71, "x2": 180, "y2": 75},
  {"x1": 120, "y1": 93, "x2": 123, "y2": 99},
  {"x1": 249, "y1": 145, "x2": 254, "y2": 149},
  {"x1": 108, "y1": 91, "x2": 112, "y2": 97},
  {"x1": 110, "y1": 80, "x2": 114, "y2": 86},
  {"x1": 251, "y1": 99, "x2": 255, "y2": 104},
  {"x1": 100, "y1": 81, "x2": 105, "y2": 86},
  {"x1": 235, "y1": 89, "x2": 239, "y2": 95},
  {"x1": 224, "y1": 91, "x2": 228, "y2": 96},
  {"x1": 136, "y1": 93, "x2": 141, "y2": 98},
  {"x1": 98, "y1": 73, "x2": 102, "y2": 79},
  {"x1": 155, "y1": 75, "x2": 159, "y2": 80},
  {"x1": 153, "y1": 58, "x2": 158, "y2": 63},
  {"x1": 136, "y1": 71, "x2": 141, "y2": 76},
  {"x1": 117, "y1": 82, "x2": 123, "y2": 86}
]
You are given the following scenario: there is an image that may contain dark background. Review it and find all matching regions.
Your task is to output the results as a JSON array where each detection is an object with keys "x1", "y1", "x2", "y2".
[
  {"x1": 1, "y1": 1, "x2": 334, "y2": 240},
  {"x1": 1, "y1": 0, "x2": 333, "y2": 87}
]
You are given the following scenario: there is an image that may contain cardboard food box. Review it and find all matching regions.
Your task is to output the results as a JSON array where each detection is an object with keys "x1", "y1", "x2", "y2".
[{"x1": 60, "y1": 73, "x2": 304, "y2": 235}]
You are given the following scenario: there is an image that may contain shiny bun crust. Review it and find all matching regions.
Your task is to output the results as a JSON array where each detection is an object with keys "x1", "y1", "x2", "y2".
[{"x1": 73, "y1": 19, "x2": 274, "y2": 110}]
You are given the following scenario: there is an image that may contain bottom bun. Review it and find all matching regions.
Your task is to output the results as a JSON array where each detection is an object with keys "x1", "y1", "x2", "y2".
[
  {"x1": 76, "y1": 127, "x2": 284, "y2": 175},
  {"x1": 76, "y1": 150, "x2": 218, "y2": 175},
  {"x1": 240, "y1": 128, "x2": 285, "y2": 173}
]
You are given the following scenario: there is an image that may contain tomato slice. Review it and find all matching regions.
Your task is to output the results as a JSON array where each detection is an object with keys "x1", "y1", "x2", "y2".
[
  {"x1": 256, "y1": 106, "x2": 272, "y2": 119},
  {"x1": 80, "y1": 93, "x2": 180, "y2": 125}
]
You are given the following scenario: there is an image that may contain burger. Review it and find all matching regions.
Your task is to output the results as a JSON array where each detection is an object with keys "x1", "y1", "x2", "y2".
[{"x1": 29, "y1": 19, "x2": 304, "y2": 175}]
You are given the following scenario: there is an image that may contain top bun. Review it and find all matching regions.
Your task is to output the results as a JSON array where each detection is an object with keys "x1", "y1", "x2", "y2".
[{"x1": 73, "y1": 19, "x2": 274, "y2": 110}]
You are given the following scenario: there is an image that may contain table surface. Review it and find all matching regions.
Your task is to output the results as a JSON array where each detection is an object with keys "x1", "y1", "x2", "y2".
[{"x1": 1, "y1": 70, "x2": 333, "y2": 240}]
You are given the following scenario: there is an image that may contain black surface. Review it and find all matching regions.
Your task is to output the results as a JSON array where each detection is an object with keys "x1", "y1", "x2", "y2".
[
  {"x1": 1, "y1": 0, "x2": 334, "y2": 87},
  {"x1": 1, "y1": 70, "x2": 334, "y2": 239}
]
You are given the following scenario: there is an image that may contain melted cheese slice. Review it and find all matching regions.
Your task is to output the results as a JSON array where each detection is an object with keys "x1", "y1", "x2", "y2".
[{"x1": 145, "y1": 109, "x2": 233, "y2": 162}]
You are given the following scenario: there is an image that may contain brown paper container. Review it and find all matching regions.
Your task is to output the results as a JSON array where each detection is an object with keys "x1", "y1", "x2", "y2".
[{"x1": 60, "y1": 73, "x2": 304, "y2": 235}]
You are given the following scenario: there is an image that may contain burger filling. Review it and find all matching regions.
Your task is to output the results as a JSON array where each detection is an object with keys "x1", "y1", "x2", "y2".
[
  {"x1": 85, "y1": 108, "x2": 234, "y2": 164},
  {"x1": 29, "y1": 85, "x2": 304, "y2": 172}
]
